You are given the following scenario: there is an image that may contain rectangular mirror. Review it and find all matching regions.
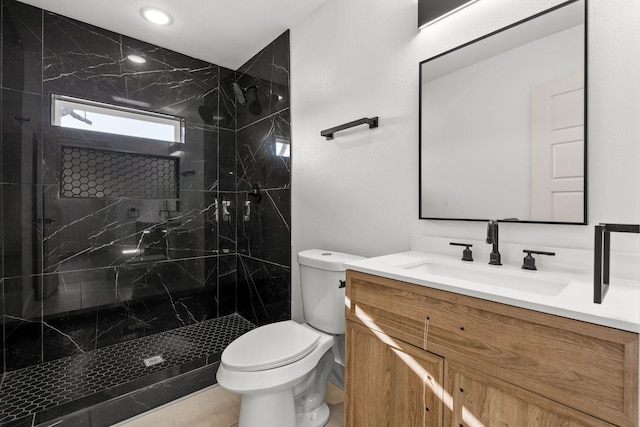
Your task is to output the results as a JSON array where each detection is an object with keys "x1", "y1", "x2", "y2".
[{"x1": 419, "y1": 0, "x2": 586, "y2": 224}]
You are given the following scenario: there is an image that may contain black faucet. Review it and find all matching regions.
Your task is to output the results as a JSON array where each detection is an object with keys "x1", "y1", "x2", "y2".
[
  {"x1": 594, "y1": 223, "x2": 640, "y2": 303},
  {"x1": 486, "y1": 220, "x2": 502, "y2": 265}
]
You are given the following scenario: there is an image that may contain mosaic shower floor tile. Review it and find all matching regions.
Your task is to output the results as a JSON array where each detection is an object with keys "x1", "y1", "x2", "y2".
[{"x1": 0, "y1": 314, "x2": 254, "y2": 426}]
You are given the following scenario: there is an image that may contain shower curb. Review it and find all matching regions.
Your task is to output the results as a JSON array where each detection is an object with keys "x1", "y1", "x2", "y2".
[{"x1": 35, "y1": 362, "x2": 221, "y2": 427}]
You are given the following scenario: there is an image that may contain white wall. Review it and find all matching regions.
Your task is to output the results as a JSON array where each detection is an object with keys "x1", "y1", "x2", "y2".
[{"x1": 290, "y1": 0, "x2": 640, "y2": 321}]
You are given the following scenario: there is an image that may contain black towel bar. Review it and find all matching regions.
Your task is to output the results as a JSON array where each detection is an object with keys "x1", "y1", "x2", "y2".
[{"x1": 321, "y1": 117, "x2": 379, "y2": 140}]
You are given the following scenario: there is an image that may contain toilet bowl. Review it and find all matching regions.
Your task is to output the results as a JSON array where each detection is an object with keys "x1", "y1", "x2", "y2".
[
  {"x1": 216, "y1": 249, "x2": 364, "y2": 427},
  {"x1": 217, "y1": 322, "x2": 335, "y2": 427}
]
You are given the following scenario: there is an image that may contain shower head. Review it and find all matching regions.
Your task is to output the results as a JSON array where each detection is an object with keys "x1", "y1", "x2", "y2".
[
  {"x1": 198, "y1": 105, "x2": 214, "y2": 123},
  {"x1": 248, "y1": 99, "x2": 262, "y2": 115},
  {"x1": 231, "y1": 83, "x2": 260, "y2": 104},
  {"x1": 231, "y1": 83, "x2": 263, "y2": 115},
  {"x1": 231, "y1": 83, "x2": 246, "y2": 105}
]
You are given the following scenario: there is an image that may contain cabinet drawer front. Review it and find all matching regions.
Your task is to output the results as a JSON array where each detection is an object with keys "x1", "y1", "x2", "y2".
[
  {"x1": 346, "y1": 271, "x2": 638, "y2": 427},
  {"x1": 346, "y1": 272, "x2": 429, "y2": 349}
]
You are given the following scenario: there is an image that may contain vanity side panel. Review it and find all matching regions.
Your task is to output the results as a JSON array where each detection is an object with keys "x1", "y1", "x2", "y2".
[
  {"x1": 346, "y1": 271, "x2": 639, "y2": 427},
  {"x1": 628, "y1": 337, "x2": 640, "y2": 426}
]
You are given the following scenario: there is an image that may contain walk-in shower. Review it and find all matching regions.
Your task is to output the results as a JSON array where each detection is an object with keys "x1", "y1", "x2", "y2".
[{"x1": 1, "y1": 2, "x2": 291, "y2": 425}]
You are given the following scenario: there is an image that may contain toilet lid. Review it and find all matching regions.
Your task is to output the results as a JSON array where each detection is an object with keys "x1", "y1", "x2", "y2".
[{"x1": 222, "y1": 321, "x2": 320, "y2": 372}]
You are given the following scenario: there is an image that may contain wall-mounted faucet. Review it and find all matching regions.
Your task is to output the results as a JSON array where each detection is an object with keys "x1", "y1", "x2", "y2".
[
  {"x1": 594, "y1": 223, "x2": 640, "y2": 304},
  {"x1": 486, "y1": 220, "x2": 502, "y2": 265}
]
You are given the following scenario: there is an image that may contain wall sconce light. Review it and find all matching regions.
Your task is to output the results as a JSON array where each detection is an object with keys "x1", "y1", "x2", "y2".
[{"x1": 418, "y1": 0, "x2": 479, "y2": 29}]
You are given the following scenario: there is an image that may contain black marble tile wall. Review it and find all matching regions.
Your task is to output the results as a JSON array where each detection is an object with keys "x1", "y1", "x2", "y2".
[
  {"x1": 235, "y1": 31, "x2": 290, "y2": 131},
  {"x1": 1, "y1": 0, "x2": 291, "y2": 382},
  {"x1": 237, "y1": 255, "x2": 291, "y2": 326},
  {"x1": 234, "y1": 31, "x2": 291, "y2": 326},
  {"x1": 1, "y1": 0, "x2": 43, "y2": 95}
]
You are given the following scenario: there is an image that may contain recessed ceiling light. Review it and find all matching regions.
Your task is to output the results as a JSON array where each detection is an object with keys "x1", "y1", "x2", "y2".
[
  {"x1": 141, "y1": 7, "x2": 172, "y2": 25},
  {"x1": 127, "y1": 54, "x2": 147, "y2": 64}
]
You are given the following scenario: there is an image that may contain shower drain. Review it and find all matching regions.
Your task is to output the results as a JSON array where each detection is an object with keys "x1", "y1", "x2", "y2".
[{"x1": 143, "y1": 355, "x2": 165, "y2": 367}]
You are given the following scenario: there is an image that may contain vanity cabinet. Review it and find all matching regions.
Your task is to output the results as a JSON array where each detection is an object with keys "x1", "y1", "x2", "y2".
[{"x1": 345, "y1": 271, "x2": 638, "y2": 427}]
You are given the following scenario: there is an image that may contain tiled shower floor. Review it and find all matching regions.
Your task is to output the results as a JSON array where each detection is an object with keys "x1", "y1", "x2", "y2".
[{"x1": 0, "y1": 314, "x2": 254, "y2": 426}]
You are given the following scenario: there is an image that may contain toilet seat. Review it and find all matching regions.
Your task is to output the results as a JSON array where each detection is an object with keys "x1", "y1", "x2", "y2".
[{"x1": 221, "y1": 321, "x2": 320, "y2": 372}]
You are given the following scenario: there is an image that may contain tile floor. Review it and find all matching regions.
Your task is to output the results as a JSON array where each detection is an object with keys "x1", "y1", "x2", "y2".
[
  {"x1": 0, "y1": 315, "x2": 254, "y2": 426},
  {"x1": 115, "y1": 381, "x2": 345, "y2": 427}
]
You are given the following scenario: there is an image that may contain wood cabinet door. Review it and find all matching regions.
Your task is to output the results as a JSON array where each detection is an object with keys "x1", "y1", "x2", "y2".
[
  {"x1": 444, "y1": 362, "x2": 615, "y2": 427},
  {"x1": 345, "y1": 321, "x2": 444, "y2": 427}
]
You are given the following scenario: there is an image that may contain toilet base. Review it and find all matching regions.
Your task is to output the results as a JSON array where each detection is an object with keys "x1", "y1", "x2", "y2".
[
  {"x1": 237, "y1": 392, "x2": 331, "y2": 427},
  {"x1": 238, "y1": 389, "x2": 296, "y2": 427},
  {"x1": 296, "y1": 402, "x2": 330, "y2": 427}
]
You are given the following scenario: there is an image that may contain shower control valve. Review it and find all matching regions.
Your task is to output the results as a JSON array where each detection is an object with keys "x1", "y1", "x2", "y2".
[
  {"x1": 222, "y1": 200, "x2": 231, "y2": 222},
  {"x1": 243, "y1": 201, "x2": 251, "y2": 222}
]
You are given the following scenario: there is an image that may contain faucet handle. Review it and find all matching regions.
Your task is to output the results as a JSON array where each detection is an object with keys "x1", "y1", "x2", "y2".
[
  {"x1": 450, "y1": 242, "x2": 473, "y2": 262},
  {"x1": 522, "y1": 249, "x2": 555, "y2": 271}
]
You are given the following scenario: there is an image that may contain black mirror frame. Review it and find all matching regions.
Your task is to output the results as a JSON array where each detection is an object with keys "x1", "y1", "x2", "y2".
[{"x1": 418, "y1": 0, "x2": 588, "y2": 226}]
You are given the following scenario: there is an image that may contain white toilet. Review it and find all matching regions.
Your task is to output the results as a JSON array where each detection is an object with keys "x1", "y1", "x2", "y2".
[{"x1": 216, "y1": 249, "x2": 364, "y2": 427}]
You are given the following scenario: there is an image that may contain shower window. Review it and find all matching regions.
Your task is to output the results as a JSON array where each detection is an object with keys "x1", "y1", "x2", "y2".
[
  {"x1": 275, "y1": 136, "x2": 290, "y2": 157},
  {"x1": 51, "y1": 94, "x2": 185, "y2": 143}
]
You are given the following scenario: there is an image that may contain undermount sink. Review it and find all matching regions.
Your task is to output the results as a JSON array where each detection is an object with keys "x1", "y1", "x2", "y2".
[{"x1": 403, "y1": 261, "x2": 569, "y2": 296}]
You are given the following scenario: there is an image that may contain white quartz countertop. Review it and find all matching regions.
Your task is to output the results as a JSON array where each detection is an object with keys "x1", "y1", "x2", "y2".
[{"x1": 345, "y1": 251, "x2": 640, "y2": 333}]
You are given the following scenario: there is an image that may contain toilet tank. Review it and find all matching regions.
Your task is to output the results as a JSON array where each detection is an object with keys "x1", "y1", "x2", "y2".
[{"x1": 298, "y1": 249, "x2": 365, "y2": 334}]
